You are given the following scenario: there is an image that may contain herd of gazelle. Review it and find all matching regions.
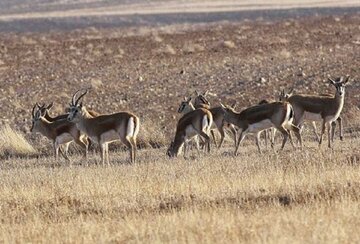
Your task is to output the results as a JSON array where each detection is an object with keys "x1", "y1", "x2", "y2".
[{"x1": 30, "y1": 75, "x2": 349, "y2": 163}]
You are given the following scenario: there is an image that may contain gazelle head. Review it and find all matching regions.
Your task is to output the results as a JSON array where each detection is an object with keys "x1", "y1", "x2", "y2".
[
  {"x1": 166, "y1": 141, "x2": 182, "y2": 157},
  {"x1": 279, "y1": 88, "x2": 294, "y2": 102},
  {"x1": 329, "y1": 76, "x2": 350, "y2": 97},
  {"x1": 67, "y1": 89, "x2": 88, "y2": 122},
  {"x1": 166, "y1": 142, "x2": 176, "y2": 157},
  {"x1": 36, "y1": 102, "x2": 54, "y2": 116},
  {"x1": 194, "y1": 90, "x2": 211, "y2": 108},
  {"x1": 30, "y1": 104, "x2": 44, "y2": 133},
  {"x1": 219, "y1": 103, "x2": 237, "y2": 121},
  {"x1": 178, "y1": 96, "x2": 193, "y2": 113}
]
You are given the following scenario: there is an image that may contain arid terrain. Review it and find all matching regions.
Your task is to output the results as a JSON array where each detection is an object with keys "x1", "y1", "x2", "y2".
[{"x1": 0, "y1": 1, "x2": 360, "y2": 243}]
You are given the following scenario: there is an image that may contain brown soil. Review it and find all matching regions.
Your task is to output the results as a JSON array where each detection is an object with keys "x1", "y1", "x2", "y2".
[{"x1": 0, "y1": 13, "x2": 359, "y2": 142}]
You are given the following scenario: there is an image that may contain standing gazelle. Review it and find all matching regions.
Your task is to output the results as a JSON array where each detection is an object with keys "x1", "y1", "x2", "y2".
[
  {"x1": 67, "y1": 90, "x2": 140, "y2": 164},
  {"x1": 279, "y1": 76, "x2": 349, "y2": 148},
  {"x1": 192, "y1": 91, "x2": 237, "y2": 148},
  {"x1": 220, "y1": 101, "x2": 302, "y2": 155},
  {"x1": 30, "y1": 104, "x2": 89, "y2": 161},
  {"x1": 167, "y1": 108, "x2": 213, "y2": 158},
  {"x1": 280, "y1": 88, "x2": 343, "y2": 143}
]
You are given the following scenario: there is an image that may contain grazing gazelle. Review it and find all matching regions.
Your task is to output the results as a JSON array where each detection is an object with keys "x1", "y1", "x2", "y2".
[
  {"x1": 192, "y1": 91, "x2": 237, "y2": 148},
  {"x1": 67, "y1": 90, "x2": 140, "y2": 164},
  {"x1": 280, "y1": 88, "x2": 343, "y2": 143},
  {"x1": 167, "y1": 108, "x2": 213, "y2": 158},
  {"x1": 279, "y1": 75, "x2": 349, "y2": 148},
  {"x1": 220, "y1": 101, "x2": 302, "y2": 155},
  {"x1": 30, "y1": 104, "x2": 89, "y2": 161}
]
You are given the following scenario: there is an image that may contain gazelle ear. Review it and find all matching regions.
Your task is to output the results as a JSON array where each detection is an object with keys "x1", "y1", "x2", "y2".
[
  {"x1": 203, "y1": 90, "x2": 209, "y2": 96},
  {"x1": 47, "y1": 102, "x2": 53, "y2": 110},
  {"x1": 288, "y1": 87, "x2": 294, "y2": 95},
  {"x1": 343, "y1": 75, "x2": 350, "y2": 85},
  {"x1": 186, "y1": 96, "x2": 192, "y2": 102},
  {"x1": 65, "y1": 107, "x2": 70, "y2": 113},
  {"x1": 328, "y1": 77, "x2": 337, "y2": 85}
]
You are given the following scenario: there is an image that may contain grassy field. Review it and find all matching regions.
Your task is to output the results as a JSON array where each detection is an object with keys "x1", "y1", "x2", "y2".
[
  {"x1": 0, "y1": 5, "x2": 359, "y2": 242},
  {"x1": 1, "y1": 131, "x2": 360, "y2": 242}
]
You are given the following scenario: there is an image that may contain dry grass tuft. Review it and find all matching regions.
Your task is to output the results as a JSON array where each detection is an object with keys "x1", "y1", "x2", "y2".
[
  {"x1": 0, "y1": 124, "x2": 36, "y2": 158},
  {"x1": 137, "y1": 118, "x2": 167, "y2": 149}
]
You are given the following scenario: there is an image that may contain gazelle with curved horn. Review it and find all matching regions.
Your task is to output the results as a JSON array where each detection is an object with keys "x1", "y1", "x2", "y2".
[
  {"x1": 67, "y1": 90, "x2": 140, "y2": 164},
  {"x1": 220, "y1": 101, "x2": 302, "y2": 155},
  {"x1": 279, "y1": 75, "x2": 349, "y2": 148},
  {"x1": 167, "y1": 107, "x2": 213, "y2": 158},
  {"x1": 191, "y1": 91, "x2": 238, "y2": 148},
  {"x1": 30, "y1": 104, "x2": 89, "y2": 162}
]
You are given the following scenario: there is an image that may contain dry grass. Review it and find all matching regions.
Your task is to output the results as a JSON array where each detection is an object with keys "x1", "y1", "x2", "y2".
[
  {"x1": 0, "y1": 124, "x2": 36, "y2": 158},
  {"x1": 1, "y1": 136, "x2": 360, "y2": 243}
]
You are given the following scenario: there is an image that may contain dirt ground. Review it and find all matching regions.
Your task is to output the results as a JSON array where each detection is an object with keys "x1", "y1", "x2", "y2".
[{"x1": 0, "y1": 6, "x2": 359, "y2": 148}]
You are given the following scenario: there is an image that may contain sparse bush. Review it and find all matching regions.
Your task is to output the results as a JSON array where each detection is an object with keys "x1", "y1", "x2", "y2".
[{"x1": 0, "y1": 124, "x2": 36, "y2": 158}]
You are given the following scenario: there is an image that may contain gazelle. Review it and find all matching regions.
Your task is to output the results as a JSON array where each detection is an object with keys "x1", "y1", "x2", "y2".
[
  {"x1": 67, "y1": 90, "x2": 140, "y2": 164},
  {"x1": 192, "y1": 91, "x2": 237, "y2": 148},
  {"x1": 30, "y1": 104, "x2": 89, "y2": 161},
  {"x1": 167, "y1": 108, "x2": 213, "y2": 158},
  {"x1": 280, "y1": 88, "x2": 343, "y2": 143},
  {"x1": 279, "y1": 76, "x2": 349, "y2": 148},
  {"x1": 220, "y1": 101, "x2": 302, "y2": 155}
]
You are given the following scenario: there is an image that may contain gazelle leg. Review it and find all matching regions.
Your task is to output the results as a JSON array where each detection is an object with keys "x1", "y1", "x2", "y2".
[
  {"x1": 235, "y1": 130, "x2": 246, "y2": 156},
  {"x1": 54, "y1": 142, "x2": 60, "y2": 161},
  {"x1": 331, "y1": 121, "x2": 336, "y2": 143},
  {"x1": 105, "y1": 143, "x2": 110, "y2": 165},
  {"x1": 122, "y1": 137, "x2": 134, "y2": 163},
  {"x1": 210, "y1": 129, "x2": 218, "y2": 148},
  {"x1": 130, "y1": 137, "x2": 137, "y2": 163},
  {"x1": 194, "y1": 136, "x2": 201, "y2": 156},
  {"x1": 319, "y1": 120, "x2": 326, "y2": 147},
  {"x1": 327, "y1": 122, "x2": 332, "y2": 148},
  {"x1": 183, "y1": 141, "x2": 188, "y2": 158},
  {"x1": 337, "y1": 117, "x2": 343, "y2": 141},
  {"x1": 63, "y1": 142, "x2": 71, "y2": 162},
  {"x1": 217, "y1": 127, "x2": 226, "y2": 149},
  {"x1": 255, "y1": 132, "x2": 262, "y2": 153},
  {"x1": 198, "y1": 131, "x2": 211, "y2": 154},
  {"x1": 229, "y1": 125, "x2": 237, "y2": 149},
  {"x1": 276, "y1": 126, "x2": 289, "y2": 150},
  {"x1": 99, "y1": 143, "x2": 106, "y2": 165},
  {"x1": 271, "y1": 128, "x2": 276, "y2": 148},
  {"x1": 290, "y1": 124, "x2": 303, "y2": 149},
  {"x1": 264, "y1": 130, "x2": 268, "y2": 149},
  {"x1": 311, "y1": 121, "x2": 321, "y2": 142},
  {"x1": 75, "y1": 136, "x2": 89, "y2": 160}
]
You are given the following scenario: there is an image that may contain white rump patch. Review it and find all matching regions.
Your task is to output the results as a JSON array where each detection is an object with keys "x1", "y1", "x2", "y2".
[
  {"x1": 202, "y1": 115, "x2": 210, "y2": 133},
  {"x1": 127, "y1": 117, "x2": 135, "y2": 138}
]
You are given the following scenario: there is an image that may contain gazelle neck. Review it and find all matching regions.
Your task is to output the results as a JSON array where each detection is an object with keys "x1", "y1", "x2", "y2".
[
  {"x1": 37, "y1": 118, "x2": 56, "y2": 140},
  {"x1": 184, "y1": 102, "x2": 195, "y2": 113}
]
